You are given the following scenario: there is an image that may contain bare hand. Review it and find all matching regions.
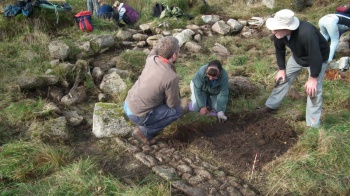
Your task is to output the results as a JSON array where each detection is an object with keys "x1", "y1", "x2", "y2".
[
  {"x1": 199, "y1": 107, "x2": 208, "y2": 116},
  {"x1": 275, "y1": 70, "x2": 286, "y2": 84},
  {"x1": 304, "y1": 77, "x2": 318, "y2": 97}
]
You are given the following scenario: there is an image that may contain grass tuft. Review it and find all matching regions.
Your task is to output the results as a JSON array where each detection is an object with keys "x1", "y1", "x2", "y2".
[
  {"x1": 1, "y1": 99, "x2": 44, "y2": 126},
  {"x1": 264, "y1": 128, "x2": 350, "y2": 195},
  {"x1": 0, "y1": 141, "x2": 71, "y2": 182},
  {"x1": 0, "y1": 158, "x2": 171, "y2": 195}
]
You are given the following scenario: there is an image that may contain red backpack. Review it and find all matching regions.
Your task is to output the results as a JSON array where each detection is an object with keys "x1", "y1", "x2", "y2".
[
  {"x1": 74, "y1": 11, "x2": 94, "y2": 32},
  {"x1": 336, "y1": 2, "x2": 350, "y2": 13}
]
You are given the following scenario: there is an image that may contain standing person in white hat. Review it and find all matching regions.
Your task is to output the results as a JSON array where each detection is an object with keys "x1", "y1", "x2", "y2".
[{"x1": 258, "y1": 9, "x2": 330, "y2": 128}]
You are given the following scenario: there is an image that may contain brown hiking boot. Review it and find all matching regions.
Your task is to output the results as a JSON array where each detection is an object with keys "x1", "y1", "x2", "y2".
[
  {"x1": 132, "y1": 128, "x2": 157, "y2": 145},
  {"x1": 256, "y1": 106, "x2": 277, "y2": 113},
  {"x1": 147, "y1": 138, "x2": 157, "y2": 145}
]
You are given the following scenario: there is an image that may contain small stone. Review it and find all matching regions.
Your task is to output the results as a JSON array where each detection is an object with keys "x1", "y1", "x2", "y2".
[
  {"x1": 152, "y1": 165, "x2": 178, "y2": 181},
  {"x1": 177, "y1": 164, "x2": 193, "y2": 174},
  {"x1": 134, "y1": 152, "x2": 156, "y2": 167}
]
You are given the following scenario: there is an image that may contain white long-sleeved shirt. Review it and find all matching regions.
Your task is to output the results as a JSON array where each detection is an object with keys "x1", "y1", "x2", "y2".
[{"x1": 117, "y1": 3, "x2": 126, "y2": 21}]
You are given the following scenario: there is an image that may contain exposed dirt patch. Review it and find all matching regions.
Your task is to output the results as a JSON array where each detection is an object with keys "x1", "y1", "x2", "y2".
[
  {"x1": 162, "y1": 112, "x2": 298, "y2": 178},
  {"x1": 70, "y1": 109, "x2": 298, "y2": 195}
]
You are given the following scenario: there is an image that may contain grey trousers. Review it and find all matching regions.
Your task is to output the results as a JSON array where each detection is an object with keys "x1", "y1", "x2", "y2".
[{"x1": 265, "y1": 56, "x2": 327, "y2": 128}]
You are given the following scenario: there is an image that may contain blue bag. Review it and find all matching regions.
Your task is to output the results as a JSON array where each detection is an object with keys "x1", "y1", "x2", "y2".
[{"x1": 4, "y1": 5, "x2": 22, "y2": 17}]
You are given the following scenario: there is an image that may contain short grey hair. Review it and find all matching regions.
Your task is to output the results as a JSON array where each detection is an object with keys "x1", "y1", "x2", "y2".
[{"x1": 157, "y1": 37, "x2": 180, "y2": 59}]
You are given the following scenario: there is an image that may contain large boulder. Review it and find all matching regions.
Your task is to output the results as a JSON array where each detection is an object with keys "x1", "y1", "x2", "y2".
[
  {"x1": 48, "y1": 40, "x2": 70, "y2": 61},
  {"x1": 229, "y1": 76, "x2": 260, "y2": 97},
  {"x1": 99, "y1": 72, "x2": 127, "y2": 98},
  {"x1": 92, "y1": 102, "x2": 133, "y2": 138},
  {"x1": 90, "y1": 34, "x2": 115, "y2": 53}
]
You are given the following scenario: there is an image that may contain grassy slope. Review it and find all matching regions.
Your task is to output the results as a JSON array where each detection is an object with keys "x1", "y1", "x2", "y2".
[{"x1": 0, "y1": 0, "x2": 350, "y2": 195}]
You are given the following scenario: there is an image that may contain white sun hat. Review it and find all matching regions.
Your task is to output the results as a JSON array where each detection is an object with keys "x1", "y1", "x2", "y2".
[
  {"x1": 113, "y1": 1, "x2": 120, "y2": 8},
  {"x1": 266, "y1": 9, "x2": 300, "y2": 31}
]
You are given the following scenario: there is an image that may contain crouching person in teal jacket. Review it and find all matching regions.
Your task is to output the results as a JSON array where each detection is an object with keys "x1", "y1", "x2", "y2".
[{"x1": 190, "y1": 60, "x2": 229, "y2": 122}]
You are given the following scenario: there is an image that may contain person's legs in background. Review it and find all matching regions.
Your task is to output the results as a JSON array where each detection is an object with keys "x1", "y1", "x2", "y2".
[
  {"x1": 318, "y1": 16, "x2": 330, "y2": 41},
  {"x1": 87, "y1": 0, "x2": 93, "y2": 13},
  {"x1": 87, "y1": 0, "x2": 100, "y2": 15},
  {"x1": 318, "y1": 15, "x2": 339, "y2": 62},
  {"x1": 92, "y1": 0, "x2": 100, "y2": 15}
]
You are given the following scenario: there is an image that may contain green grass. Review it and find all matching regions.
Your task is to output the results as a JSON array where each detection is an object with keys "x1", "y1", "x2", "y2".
[
  {"x1": 323, "y1": 79, "x2": 350, "y2": 110},
  {"x1": 265, "y1": 128, "x2": 350, "y2": 195},
  {"x1": 117, "y1": 50, "x2": 147, "y2": 80},
  {"x1": 0, "y1": 141, "x2": 71, "y2": 182},
  {"x1": 0, "y1": 158, "x2": 171, "y2": 195},
  {"x1": 1, "y1": 99, "x2": 44, "y2": 126},
  {"x1": 0, "y1": 123, "x2": 17, "y2": 145}
]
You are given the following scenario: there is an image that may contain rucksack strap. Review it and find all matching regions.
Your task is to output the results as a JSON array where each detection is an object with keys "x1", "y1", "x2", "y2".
[{"x1": 51, "y1": 3, "x2": 59, "y2": 24}]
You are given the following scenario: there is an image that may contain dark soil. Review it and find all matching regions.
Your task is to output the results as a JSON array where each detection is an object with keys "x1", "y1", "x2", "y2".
[{"x1": 162, "y1": 112, "x2": 298, "y2": 177}]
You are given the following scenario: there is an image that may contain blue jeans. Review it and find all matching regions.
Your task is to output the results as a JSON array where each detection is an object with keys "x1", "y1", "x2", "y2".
[
  {"x1": 124, "y1": 103, "x2": 182, "y2": 139},
  {"x1": 87, "y1": 0, "x2": 100, "y2": 15},
  {"x1": 265, "y1": 56, "x2": 327, "y2": 128},
  {"x1": 318, "y1": 14, "x2": 350, "y2": 62}
]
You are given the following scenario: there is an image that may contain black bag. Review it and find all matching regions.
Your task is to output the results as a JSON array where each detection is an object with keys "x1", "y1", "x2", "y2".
[
  {"x1": 152, "y1": 2, "x2": 165, "y2": 17},
  {"x1": 22, "y1": 3, "x2": 33, "y2": 17}
]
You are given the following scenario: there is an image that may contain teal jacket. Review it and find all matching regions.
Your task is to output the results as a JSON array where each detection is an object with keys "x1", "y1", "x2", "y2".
[{"x1": 191, "y1": 64, "x2": 229, "y2": 112}]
